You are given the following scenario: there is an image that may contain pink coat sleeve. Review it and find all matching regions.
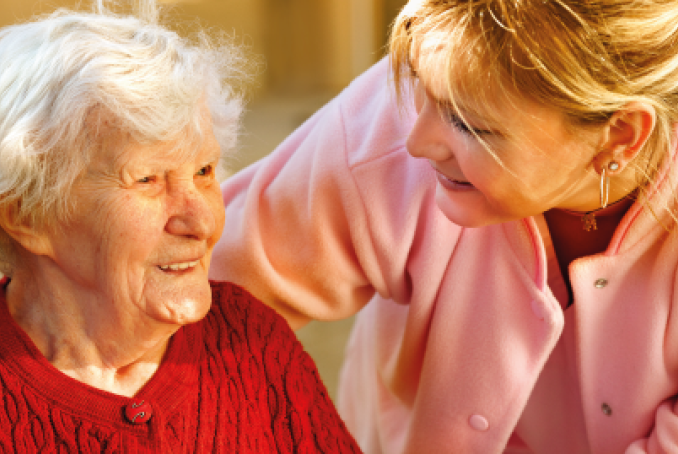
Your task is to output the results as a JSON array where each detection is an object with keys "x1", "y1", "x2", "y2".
[
  {"x1": 624, "y1": 264, "x2": 678, "y2": 453},
  {"x1": 209, "y1": 58, "x2": 454, "y2": 328}
]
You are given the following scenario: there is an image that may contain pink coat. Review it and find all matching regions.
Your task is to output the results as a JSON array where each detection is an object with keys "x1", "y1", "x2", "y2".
[{"x1": 210, "y1": 58, "x2": 678, "y2": 453}]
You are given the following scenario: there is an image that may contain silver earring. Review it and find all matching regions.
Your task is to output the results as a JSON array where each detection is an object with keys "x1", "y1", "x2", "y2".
[
  {"x1": 600, "y1": 167, "x2": 610, "y2": 209},
  {"x1": 582, "y1": 160, "x2": 621, "y2": 232},
  {"x1": 599, "y1": 161, "x2": 619, "y2": 209}
]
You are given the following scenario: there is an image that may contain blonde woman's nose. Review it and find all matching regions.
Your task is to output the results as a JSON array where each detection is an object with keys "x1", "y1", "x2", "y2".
[{"x1": 406, "y1": 105, "x2": 454, "y2": 162}]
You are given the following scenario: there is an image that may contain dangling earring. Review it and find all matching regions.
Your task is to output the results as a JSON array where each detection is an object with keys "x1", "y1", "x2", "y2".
[
  {"x1": 601, "y1": 161, "x2": 620, "y2": 209},
  {"x1": 581, "y1": 160, "x2": 620, "y2": 231},
  {"x1": 600, "y1": 167, "x2": 609, "y2": 209}
]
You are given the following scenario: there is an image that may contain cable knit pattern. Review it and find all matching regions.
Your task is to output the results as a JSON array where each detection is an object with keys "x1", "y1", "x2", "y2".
[{"x1": 0, "y1": 281, "x2": 362, "y2": 453}]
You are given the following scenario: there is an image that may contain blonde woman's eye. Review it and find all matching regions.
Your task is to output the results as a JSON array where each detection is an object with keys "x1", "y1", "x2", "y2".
[
  {"x1": 137, "y1": 176, "x2": 155, "y2": 183},
  {"x1": 445, "y1": 111, "x2": 493, "y2": 136},
  {"x1": 447, "y1": 112, "x2": 474, "y2": 136}
]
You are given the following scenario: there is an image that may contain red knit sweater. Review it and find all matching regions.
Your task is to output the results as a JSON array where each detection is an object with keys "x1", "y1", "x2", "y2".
[{"x1": 0, "y1": 281, "x2": 362, "y2": 453}]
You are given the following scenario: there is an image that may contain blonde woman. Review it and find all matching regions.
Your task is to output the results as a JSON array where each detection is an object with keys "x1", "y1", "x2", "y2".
[{"x1": 211, "y1": 0, "x2": 678, "y2": 452}]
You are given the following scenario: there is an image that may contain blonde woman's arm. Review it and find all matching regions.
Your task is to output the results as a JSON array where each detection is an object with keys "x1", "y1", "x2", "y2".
[{"x1": 210, "y1": 58, "x2": 462, "y2": 329}]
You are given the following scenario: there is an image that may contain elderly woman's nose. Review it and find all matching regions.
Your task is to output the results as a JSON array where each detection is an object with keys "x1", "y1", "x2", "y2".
[{"x1": 165, "y1": 183, "x2": 216, "y2": 239}]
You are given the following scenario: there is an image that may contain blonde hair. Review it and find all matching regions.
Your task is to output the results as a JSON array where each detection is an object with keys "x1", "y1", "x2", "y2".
[
  {"x1": 0, "y1": 0, "x2": 247, "y2": 271},
  {"x1": 389, "y1": 0, "x2": 678, "y2": 218}
]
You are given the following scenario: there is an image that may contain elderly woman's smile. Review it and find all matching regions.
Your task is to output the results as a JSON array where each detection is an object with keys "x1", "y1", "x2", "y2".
[{"x1": 158, "y1": 260, "x2": 200, "y2": 272}]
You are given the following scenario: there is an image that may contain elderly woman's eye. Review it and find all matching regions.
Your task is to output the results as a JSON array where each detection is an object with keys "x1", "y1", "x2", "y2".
[
  {"x1": 137, "y1": 176, "x2": 155, "y2": 183},
  {"x1": 197, "y1": 165, "x2": 213, "y2": 176}
]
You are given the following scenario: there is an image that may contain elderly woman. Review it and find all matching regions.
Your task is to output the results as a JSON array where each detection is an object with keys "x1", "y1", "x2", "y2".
[
  {"x1": 0, "y1": 1, "x2": 361, "y2": 452},
  {"x1": 212, "y1": 0, "x2": 678, "y2": 452}
]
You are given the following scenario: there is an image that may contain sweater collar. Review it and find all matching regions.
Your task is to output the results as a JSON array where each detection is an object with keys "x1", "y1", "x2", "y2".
[{"x1": 0, "y1": 285, "x2": 202, "y2": 429}]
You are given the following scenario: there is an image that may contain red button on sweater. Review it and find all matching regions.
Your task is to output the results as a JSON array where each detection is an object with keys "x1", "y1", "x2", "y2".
[{"x1": 125, "y1": 400, "x2": 152, "y2": 424}]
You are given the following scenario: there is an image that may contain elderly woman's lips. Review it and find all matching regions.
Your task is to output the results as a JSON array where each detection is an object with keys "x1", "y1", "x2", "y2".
[{"x1": 158, "y1": 259, "x2": 200, "y2": 271}]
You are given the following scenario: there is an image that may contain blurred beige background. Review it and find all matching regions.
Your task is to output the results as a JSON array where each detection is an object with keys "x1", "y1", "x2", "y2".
[{"x1": 0, "y1": 0, "x2": 408, "y2": 401}]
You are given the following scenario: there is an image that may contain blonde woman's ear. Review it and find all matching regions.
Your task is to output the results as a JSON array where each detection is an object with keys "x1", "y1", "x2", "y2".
[
  {"x1": 599, "y1": 101, "x2": 656, "y2": 170},
  {"x1": 0, "y1": 205, "x2": 53, "y2": 257}
]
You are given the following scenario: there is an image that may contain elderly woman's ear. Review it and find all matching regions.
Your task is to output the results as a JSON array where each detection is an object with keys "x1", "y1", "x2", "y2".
[
  {"x1": 592, "y1": 101, "x2": 656, "y2": 175},
  {"x1": 0, "y1": 204, "x2": 52, "y2": 257}
]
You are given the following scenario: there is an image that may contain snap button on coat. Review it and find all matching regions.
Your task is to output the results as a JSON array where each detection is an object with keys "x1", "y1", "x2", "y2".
[
  {"x1": 594, "y1": 278, "x2": 608, "y2": 288},
  {"x1": 468, "y1": 414, "x2": 489, "y2": 431},
  {"x1": 601, "y1": 403, "x2": 612, "y2": 416}
]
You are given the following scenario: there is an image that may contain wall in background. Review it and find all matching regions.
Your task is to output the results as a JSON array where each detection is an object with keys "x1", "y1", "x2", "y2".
[{"x1": 0, "y1": 0, "x2": 404, "y2": 98}]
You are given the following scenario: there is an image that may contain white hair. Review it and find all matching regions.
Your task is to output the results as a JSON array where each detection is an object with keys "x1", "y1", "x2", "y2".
[{"x1": 0, "y1": 0, "x2": 246, "y2": 271}]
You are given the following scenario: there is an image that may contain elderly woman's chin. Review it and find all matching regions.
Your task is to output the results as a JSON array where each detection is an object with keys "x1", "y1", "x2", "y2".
[
  {"x1": 142, "y1": 277, "x2": 212, "y2": 325},
  {"x1": 142, "y1": 263, "x2": 215, "y2": 326}
]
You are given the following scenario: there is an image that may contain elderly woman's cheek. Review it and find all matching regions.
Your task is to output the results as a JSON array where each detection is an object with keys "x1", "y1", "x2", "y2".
[{"x1": 209, "y1": 189, "x2": 226, "y2": 247}]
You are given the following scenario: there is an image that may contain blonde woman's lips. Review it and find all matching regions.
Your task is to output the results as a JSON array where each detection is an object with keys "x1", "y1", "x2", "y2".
[{"x1": 434, "y1": 169, "x2": 476, "y2": 192}]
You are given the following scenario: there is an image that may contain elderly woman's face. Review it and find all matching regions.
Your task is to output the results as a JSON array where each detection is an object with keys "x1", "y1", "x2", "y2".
[{"x1": 43, "y1": 123, "x2": 225, "y2": 327}]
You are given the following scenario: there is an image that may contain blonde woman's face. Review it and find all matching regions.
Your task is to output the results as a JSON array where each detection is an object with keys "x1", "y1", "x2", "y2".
[{"x1": 406, "y1": 70, "x2": 604, "y2": 228}]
